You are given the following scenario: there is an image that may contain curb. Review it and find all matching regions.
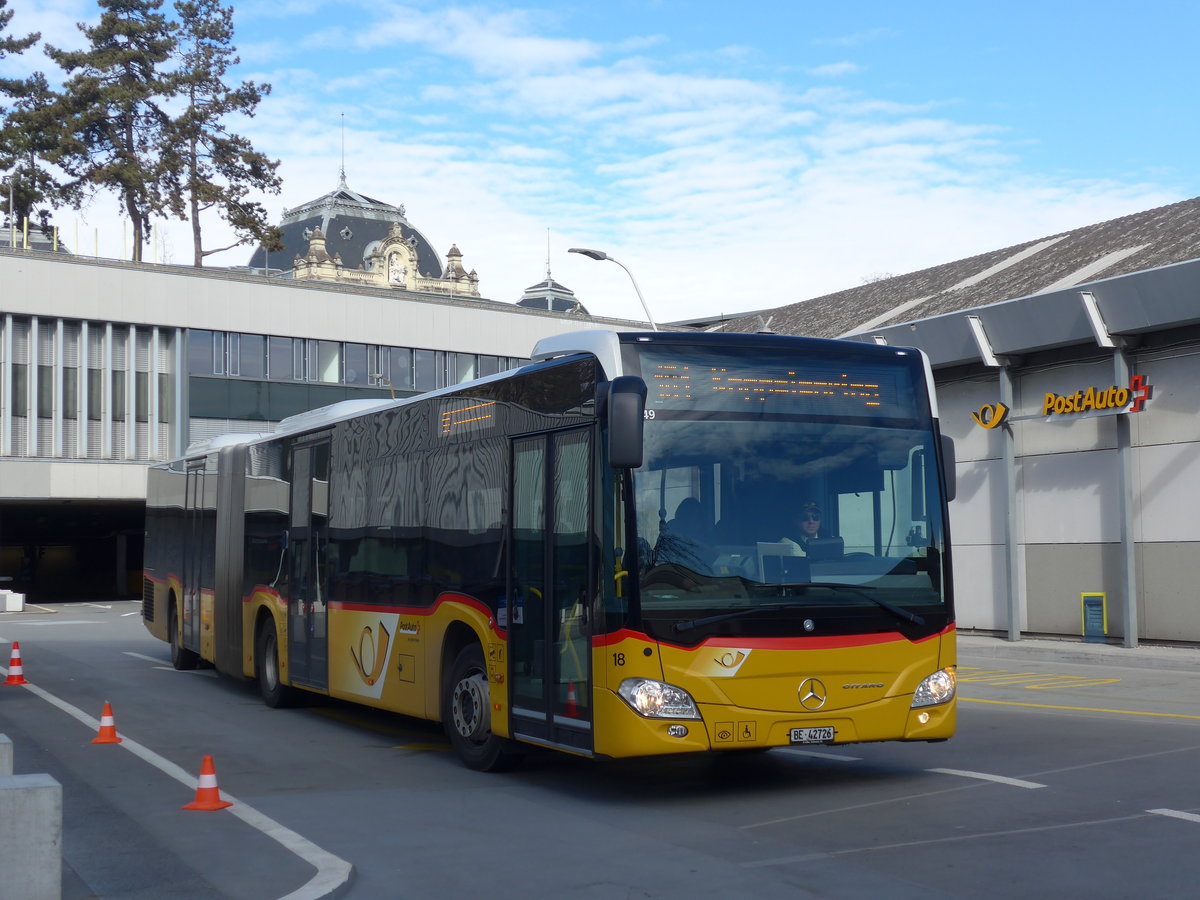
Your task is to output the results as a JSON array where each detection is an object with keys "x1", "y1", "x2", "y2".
[{"x1": 958, "y1": 633, "x2": 1200, "y2": 673}]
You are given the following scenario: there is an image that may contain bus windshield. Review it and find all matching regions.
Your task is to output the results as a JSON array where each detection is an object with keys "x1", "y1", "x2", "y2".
[{"x1": 624, "y1": 344, "x2": 950, "y2": 643}]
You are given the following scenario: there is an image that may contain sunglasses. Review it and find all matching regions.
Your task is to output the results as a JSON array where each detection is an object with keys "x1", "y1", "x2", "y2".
[{"x1": 802, "y1": 513, "x2": 820, "y2": 521}]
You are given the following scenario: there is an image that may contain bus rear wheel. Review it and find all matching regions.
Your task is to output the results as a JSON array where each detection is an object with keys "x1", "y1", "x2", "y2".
[
  {"x1": 256, "y1": 619, "x2": 299, "y2": 708},
  {"x1": 168, "y1": 601, "x2": 199, "y2": 671},
  {"x1": 444, "y1": 644, "x2": 520, "y2": 772}
]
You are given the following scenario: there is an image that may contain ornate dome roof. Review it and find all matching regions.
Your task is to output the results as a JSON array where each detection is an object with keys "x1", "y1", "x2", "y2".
[
  {"x1": 248, "y1": 174, "x2": 444, "y2": 278},
  {"x1": 516, "y1": 268, "x2": 588, "y2": 315}
]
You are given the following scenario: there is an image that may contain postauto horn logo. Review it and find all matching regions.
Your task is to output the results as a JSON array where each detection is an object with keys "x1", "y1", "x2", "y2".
[{"x1": 970, "y1": 402, "x2": 1009, "y2": 429}]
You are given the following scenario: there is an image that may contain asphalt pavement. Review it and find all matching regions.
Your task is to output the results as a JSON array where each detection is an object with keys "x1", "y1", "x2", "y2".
[
  {"x1": 958, "y1": 630, "x2": 1200, "y2": 672},
  {"x1": 5, "y1": 604, "x2": 1200, "y2": 900}
]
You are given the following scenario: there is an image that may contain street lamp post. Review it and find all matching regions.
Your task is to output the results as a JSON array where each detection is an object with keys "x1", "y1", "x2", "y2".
[
  {"x1": 369, "y1": 372, "x2": 396, "y2": 400},
  {"x1": 568, "y1": 247, "x2": 658, "y2": 331},
  {"x1": 3, "y1": 174, "x2": 12, "y2": 250}
]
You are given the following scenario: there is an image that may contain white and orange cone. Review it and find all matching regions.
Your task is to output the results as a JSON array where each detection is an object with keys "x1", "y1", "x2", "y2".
[
  {"x1": 565, "y1": 681, "x2": 579, "y2": 718},
  {"x1": 3, "y1": 641, "x2": 28, "y2": 685},
  {"x1": 91, "y1": 701, "x2": 123, "y2": 744},
  {"x1": 181, "y1": 755, "x2": 233, "y2": 811}
]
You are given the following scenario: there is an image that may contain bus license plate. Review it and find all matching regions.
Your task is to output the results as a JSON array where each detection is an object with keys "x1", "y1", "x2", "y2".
[{"x1": 790, "y1": 726, "x2": 835, "y2": 744}]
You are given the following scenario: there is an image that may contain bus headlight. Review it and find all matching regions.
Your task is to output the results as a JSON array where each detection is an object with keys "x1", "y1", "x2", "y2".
[
  {"x1": 617, "y1": 678, "x2": 701, "y2": 719},
  {"x1": 911, "y1": 667, "x2": 956, "y2": 708}
]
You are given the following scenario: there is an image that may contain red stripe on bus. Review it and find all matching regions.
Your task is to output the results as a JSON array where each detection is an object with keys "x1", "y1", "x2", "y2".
[{"x1": 594, "y1": 623, "x2": 954, "y2": 651}]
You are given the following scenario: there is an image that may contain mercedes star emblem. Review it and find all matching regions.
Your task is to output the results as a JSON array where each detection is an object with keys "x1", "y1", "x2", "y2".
[{"x1": 798, "y1": 677, "x2": 827, "y2": 710}]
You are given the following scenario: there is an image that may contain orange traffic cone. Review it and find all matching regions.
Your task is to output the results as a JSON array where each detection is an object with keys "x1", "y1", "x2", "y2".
[
  {"x1": 4, "y1": 641, "x2": 28, "y2": 685},
  {"x1": 565, "y1": 681, "x2": 579, "y2": 717},
  {"x1": 91, "y1": 701, "x2": 123, "y2": 744},
  {"x1": 182, "y1": 755, "x2": 233, "y2": 811}
]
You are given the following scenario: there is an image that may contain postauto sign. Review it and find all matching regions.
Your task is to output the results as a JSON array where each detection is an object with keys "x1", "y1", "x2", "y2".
[
  {"x1": 971, "y1": 374, "x2": 1153, "y2": 429},
  {"x1": 1041, "y1": 374, "x2": 1153, "y2": 418}
]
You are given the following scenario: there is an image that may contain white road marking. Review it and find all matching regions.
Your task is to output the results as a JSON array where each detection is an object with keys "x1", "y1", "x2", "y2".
[
  {"x1": 1, "y1": 665, "x2": 352, "y2": 899},
  {"x1": 777, "y1": 748, "x2": 862, "y2": 761},
  {"x1": 122, "y1": 611, "x2": 140, "y2": 617},
  {"x1": 123, "y1": 651, "x2": 166, "y2": 663},
  {"x1": 153, "y1": 666, "x2": 217, "y2": 676},
  {"x1": 1148, "y1": 808, "x2": 1200, "y2": 824},
  {"x1": 744, "y1": 812, "x2": 1146, "y2": 865},
  {"x1": 2, "y1": 620, "x2": 101, "y2": 626},
  {"x1": 928, "y1": 767, "x2": 1046, "y2": 789},
  {"x1": 83, "y1": 603, "x2": 113, "y2": 610}
]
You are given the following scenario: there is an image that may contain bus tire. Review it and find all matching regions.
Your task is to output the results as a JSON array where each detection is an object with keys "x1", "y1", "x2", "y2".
[
  {"x1": 169, "y1": 601, "x2": 199, "y2": 671},
  {"x1": 444, "y1": 644, "x2": 521, "y2": 772},
  {"x1": 256, "y1": 619, "x2": 299, "y2": 708}
]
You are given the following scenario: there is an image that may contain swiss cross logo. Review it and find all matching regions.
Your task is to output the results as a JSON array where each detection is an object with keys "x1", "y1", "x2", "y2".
[{"x1": 1128, "y1": 374, "x2": 1153, "y2": 412}]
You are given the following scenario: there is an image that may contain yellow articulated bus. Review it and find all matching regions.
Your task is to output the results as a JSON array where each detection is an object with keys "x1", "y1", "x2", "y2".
[{"x1": 143, "y1": 330, "x2": 957, "y2": 770}]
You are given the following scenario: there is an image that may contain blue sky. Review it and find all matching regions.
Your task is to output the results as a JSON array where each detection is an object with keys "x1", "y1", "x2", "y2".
[{"x1": 5, "y1": 0, "x2": 1199, "y2": 323}]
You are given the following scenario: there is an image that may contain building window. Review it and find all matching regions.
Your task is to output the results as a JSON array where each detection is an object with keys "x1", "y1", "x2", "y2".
[
  {"x1": 135, "y1": 371, "x2": 149, "y2": 423},
  {"x1": 37, "y1": 365, "x2": 54, "y2": 417},
  {"x1": 414, "y1": 349, "x2": 436, "y2": 392},
  {"x1": 112, "y1": 371, "x2": 126, "y2": 419},
  {"x1": 11, "y1": 364, "x2": 27, "y2": 416},
  {"x1": 268, "y1": 336, "x2": 295, "y2": 381},
  {"x1": 237, "y1": 333, "x2": 266, "y2": 379},
  {"x1": 87, "y1": 369, "x2": 102, "y2": 420},
  {"x1": 227, "y1": 333, "x2": 240, "y2": 375},
  {"x1": 188, "y1": 330, "x2": 220, "y2": 375},
  {"x1": 390, "y1": 347, "x2": 413, "y2": 391},
  {"x1": 434, "y1": 350, "x2": 447, "y2": 389},
  {"x1": 64, "y1": 368, "x2": 79, "y2": 417},
  {"x1": 312, "y1": 340, "x2": 340, "y2": 383},
  {"x1": 158, "y1": 373, "x2": 172, "y2": 423},
  {"x1": 344, "y1": 343, "x2": 368, "y2": 385},
  {"x1": 455, "y1": 353, "x2": 476, "y2": 384}
]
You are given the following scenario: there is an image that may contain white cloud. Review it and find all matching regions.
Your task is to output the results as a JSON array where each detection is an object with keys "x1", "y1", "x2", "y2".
[
  {"x1": 807, "y1": 61, "x2": 861, "y2": 78},
  {"x1": 322, "y1": 5, "x2": 600, "y2": 75},
  {"x1": 812, "y1": 27, "x2": 893, "y2": 48}
]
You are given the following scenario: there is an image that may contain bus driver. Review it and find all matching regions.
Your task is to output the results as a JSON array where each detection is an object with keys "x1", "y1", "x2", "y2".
[{"x1": 781, "y1": 501, "x2": 824, "y2": 554}]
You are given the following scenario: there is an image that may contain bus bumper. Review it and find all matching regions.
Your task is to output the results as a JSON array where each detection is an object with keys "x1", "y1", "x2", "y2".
[{"x1": 592, "y1": 689, "x2": 956, "y2": 759}]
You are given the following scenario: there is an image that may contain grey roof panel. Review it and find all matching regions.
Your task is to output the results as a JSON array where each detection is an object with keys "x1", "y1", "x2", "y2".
[{"x1": 722, "y1": 196, "x2": 1200, "y2": 348}]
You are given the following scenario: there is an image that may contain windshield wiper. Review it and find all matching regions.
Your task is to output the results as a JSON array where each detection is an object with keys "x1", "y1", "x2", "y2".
[
  {"x1": 672, "y1": 604, "x2": 802, "y2": 633},
  {"x1": 669, "y1": 585, "x2": 925, "y2": 633},
  {"x1": 809, "y1": 583, "x2": 925, "y2": 625}
]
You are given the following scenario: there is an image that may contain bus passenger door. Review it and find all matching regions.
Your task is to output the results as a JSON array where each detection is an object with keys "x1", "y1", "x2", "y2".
[
  {"x1": 509, "y1": 428, "x2": 594, "y2": 754},
  {"x1": 287, "y1": 438, "x2": 331, "y2": 690},
  {"x1": 181, "y1": 460, "x2": 205, "y2": 654}
]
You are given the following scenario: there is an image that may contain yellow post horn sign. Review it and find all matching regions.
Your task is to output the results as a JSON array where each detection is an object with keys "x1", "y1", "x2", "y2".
[
  {"x1": 970, "y1": 402, "x2": 1009, "y2": 429},
  {"x1": 350, "y1": 622, "x2": 391, "y2": 686}
]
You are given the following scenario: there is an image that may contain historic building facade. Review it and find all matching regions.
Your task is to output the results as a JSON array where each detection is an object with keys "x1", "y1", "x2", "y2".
[{"x1": 247, "y1": 175, "x2": 480, "y2": 297}]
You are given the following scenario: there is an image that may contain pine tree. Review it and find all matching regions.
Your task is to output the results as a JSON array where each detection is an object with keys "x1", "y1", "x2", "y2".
[
  {"x1": 165, "y1": 0, "x2": 282, "y2": 266},
  {"x1": 47, "y1": 0, "x2": 177, "y2": 261},
  {"x1": 0, "y1": 0, "x2": 37, "y2": 79},
  {"x1": 0, "y1": 0, "x2": 41, "y2": 231},
  {"x1": 2, "y1": 73, "x2": 69, "y2": 236}
]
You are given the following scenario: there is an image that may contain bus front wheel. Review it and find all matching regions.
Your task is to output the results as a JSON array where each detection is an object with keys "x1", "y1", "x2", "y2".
[
  {"x1": 256, "y1": 620, "x2": 299, "y2": 708},
  {"x1": 444, "y1": 644, "x2": 520, "y2": 772}
]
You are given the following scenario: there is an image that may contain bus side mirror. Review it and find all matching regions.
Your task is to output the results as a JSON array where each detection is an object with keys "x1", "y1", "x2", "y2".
[
  {"x1": 941, "y1": 434, "x2": 956, "y2": 502},
  {"x1": 608, "y1": 376, "x2": 647, "y2": 469}
]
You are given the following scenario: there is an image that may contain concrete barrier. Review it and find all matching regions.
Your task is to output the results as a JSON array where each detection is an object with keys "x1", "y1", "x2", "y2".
[
  {"x1": 0, "y1": 774, "x2": 63, "y2": 900},
  {"x1": 1, "y1": 589, "x2": 26, "y2": 612},
  {"x1": 0, "y1": 734, "x2": 63, "y2": 900}
]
